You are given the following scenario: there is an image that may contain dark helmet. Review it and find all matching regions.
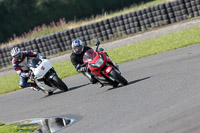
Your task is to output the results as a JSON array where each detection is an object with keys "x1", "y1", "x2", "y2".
[
  {"x1": 10, "y1": 47, "x2": 23, "y2": 61},
  {"x1": 72, "y1": 39, "x2": 84, "y2": 54}
]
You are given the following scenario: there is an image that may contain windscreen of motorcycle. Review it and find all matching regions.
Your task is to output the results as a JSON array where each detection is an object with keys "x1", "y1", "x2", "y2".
[
  {"x1": 28, "y1": 58, "x2": 42, "y2": 68},
  {"x1": 83, "y1": 49, "x2": 97, "y2": 62}
]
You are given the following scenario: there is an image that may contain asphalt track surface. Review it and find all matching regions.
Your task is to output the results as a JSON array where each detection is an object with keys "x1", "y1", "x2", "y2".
[{"x1": 1, "y1": 42, "x2": 200, "y2": 133}]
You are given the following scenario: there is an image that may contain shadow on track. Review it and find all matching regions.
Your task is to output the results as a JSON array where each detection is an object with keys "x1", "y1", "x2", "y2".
[
  {"x1": 107, "y1": 76, "x2": 151, "y2": 91},
  {"x1": 41, "y1": 83, "x2": 91, "y2": 98},
  {"x1": 68, "y1": 83, "x2": 91, "y2": 91}
]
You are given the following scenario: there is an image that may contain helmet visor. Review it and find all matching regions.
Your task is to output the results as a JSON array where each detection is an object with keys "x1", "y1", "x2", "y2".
[
  {"x1": 74, "y1": 45, "x2": 83, "y2": 54},
  {"x1": 14, "y1": 53, "x2": 22, "y2": 61}
]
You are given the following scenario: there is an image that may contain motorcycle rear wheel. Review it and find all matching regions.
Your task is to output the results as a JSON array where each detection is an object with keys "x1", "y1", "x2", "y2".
[
  {"x1": 109, "y1": 69, "x2": 128, "y2": 85},
  {"x1": 52, "y1": 75, "x2": 68, "y2": 92}
]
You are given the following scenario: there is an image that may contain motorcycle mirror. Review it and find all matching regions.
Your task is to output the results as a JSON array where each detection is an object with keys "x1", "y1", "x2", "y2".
[{"x1": 95, "y1": 41, "x2": 100, "y2": 46}]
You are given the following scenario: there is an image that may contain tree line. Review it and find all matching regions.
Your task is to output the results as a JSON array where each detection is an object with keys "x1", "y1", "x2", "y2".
[{"x1": 0, "y1": 0, "x2": 150, "y2": 44}]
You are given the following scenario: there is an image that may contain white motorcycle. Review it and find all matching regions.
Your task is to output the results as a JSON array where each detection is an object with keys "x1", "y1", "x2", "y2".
[{"x1": 28, "y1": 57, "x2": 68, "y2": 95}]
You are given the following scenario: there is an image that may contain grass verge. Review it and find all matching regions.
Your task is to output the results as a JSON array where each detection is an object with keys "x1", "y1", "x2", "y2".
[
  {"x1": 0, "y1": 122, "x2": 39, "y2": 133},
  {"x1": 0, "y1": 26, "x2": 200, "y2": 94}
]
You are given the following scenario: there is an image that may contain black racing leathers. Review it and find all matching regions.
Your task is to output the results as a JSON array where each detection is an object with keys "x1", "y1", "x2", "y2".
[
  {"x1": 70, "y1": 46, "x2": 98, "y2": 84},
  {"x1": 70, "y1": 46, "x2": 91, "y2": 69}
]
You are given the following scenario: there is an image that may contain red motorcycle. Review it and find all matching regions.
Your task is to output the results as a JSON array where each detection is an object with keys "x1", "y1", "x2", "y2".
[{"x1": 82, "y1": 41, "x2": 128, "y2": 88}]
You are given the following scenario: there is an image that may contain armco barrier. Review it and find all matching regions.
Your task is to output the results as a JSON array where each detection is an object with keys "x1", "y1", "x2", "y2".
[{"x1": 0, "y1": 0, "x2": 200, "y2": 68}]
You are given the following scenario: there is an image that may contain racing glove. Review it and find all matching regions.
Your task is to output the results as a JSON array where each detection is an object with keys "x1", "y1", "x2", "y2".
[
  {"x1": 78, "y1": 67, "x2": 87, "y2": 72},
  {"x1": 20, "y1": 72, "x2": 29, "y2": 78},
  {"x1": 37, "y1": 53, "x2": 46, "y2": 59},
  {"x1": 39, "y1": 56, "x2": 46, "y2": 59}
]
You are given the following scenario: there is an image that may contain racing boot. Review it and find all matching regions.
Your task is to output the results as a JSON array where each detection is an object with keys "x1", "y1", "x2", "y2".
[
  {"x1": 113, "y1": 82, "x2": 119, "y2": 88},
  {"x1": 99, "y1": 82, "x2": 104, "y2": 88},
  {"x1": 83, "y1": 72, "x2": 98, "y2": 84},
  {"x1": 30, "y1": 83, "x2": 40, "y2": 91}
]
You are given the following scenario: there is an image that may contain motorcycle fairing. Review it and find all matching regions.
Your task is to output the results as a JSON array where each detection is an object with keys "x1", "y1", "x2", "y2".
[
  {"x1": 103, "y1": 65, "x2": 114, "y2": 77},
  {"x1": 31, "y1": 59, "x2": 53, "y2": 79},
  {"x1": 85, "y1": 51, "x2": 107, "y2": 76},
  {"x1": 35, "y1": 79, "x2": 57, "y2": 92},
  {"x1": 83, "y1": 49, "x2": 118, "y2": 78}
]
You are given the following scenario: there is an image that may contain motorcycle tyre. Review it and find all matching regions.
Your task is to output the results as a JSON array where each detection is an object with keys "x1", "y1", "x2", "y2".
[
  {"x1": 109, "y1": 69, "x2": 128, "y2": 86},
  {"x1": 52, "y1": 75, "x2": 68, "y2": 92},
  {"x1": 48, "y1": 91, "x2": 54, "y2": 95}
]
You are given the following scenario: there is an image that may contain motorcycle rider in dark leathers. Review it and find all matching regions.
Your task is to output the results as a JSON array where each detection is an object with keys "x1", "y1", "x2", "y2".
[{"x1": 70, "y1": 39, "x2": 98, "y2": 84}]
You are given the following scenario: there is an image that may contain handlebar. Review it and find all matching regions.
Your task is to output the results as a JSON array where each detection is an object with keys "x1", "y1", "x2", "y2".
[
  {"x1": 76, "y1": 62, "x2": 88, "y2": 70},
  {"x1": 81, "y1": 62, "x2": 88, "y2": 67}
]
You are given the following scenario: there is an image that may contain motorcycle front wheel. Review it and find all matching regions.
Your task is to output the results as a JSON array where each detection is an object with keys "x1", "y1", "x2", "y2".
[
  {"x1": 52, "y1": 75, "x2": 68, "y2": 92},
  {"x1": 109, "y1": 69, "x2": 128, "y2": 86}
]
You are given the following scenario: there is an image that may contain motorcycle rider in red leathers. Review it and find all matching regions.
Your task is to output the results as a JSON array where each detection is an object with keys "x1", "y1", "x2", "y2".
[{"x1": 11, "y1": 47, "x2": 43, "y2": 90}]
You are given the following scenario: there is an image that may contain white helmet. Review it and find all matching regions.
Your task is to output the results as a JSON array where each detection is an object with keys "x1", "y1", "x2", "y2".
[
  {"x1": 11, "y1": 47, "x2": 22, "y2": 61},
  {"x1": 72, "y1": 39, "x2": 84, "y2": 54}
]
